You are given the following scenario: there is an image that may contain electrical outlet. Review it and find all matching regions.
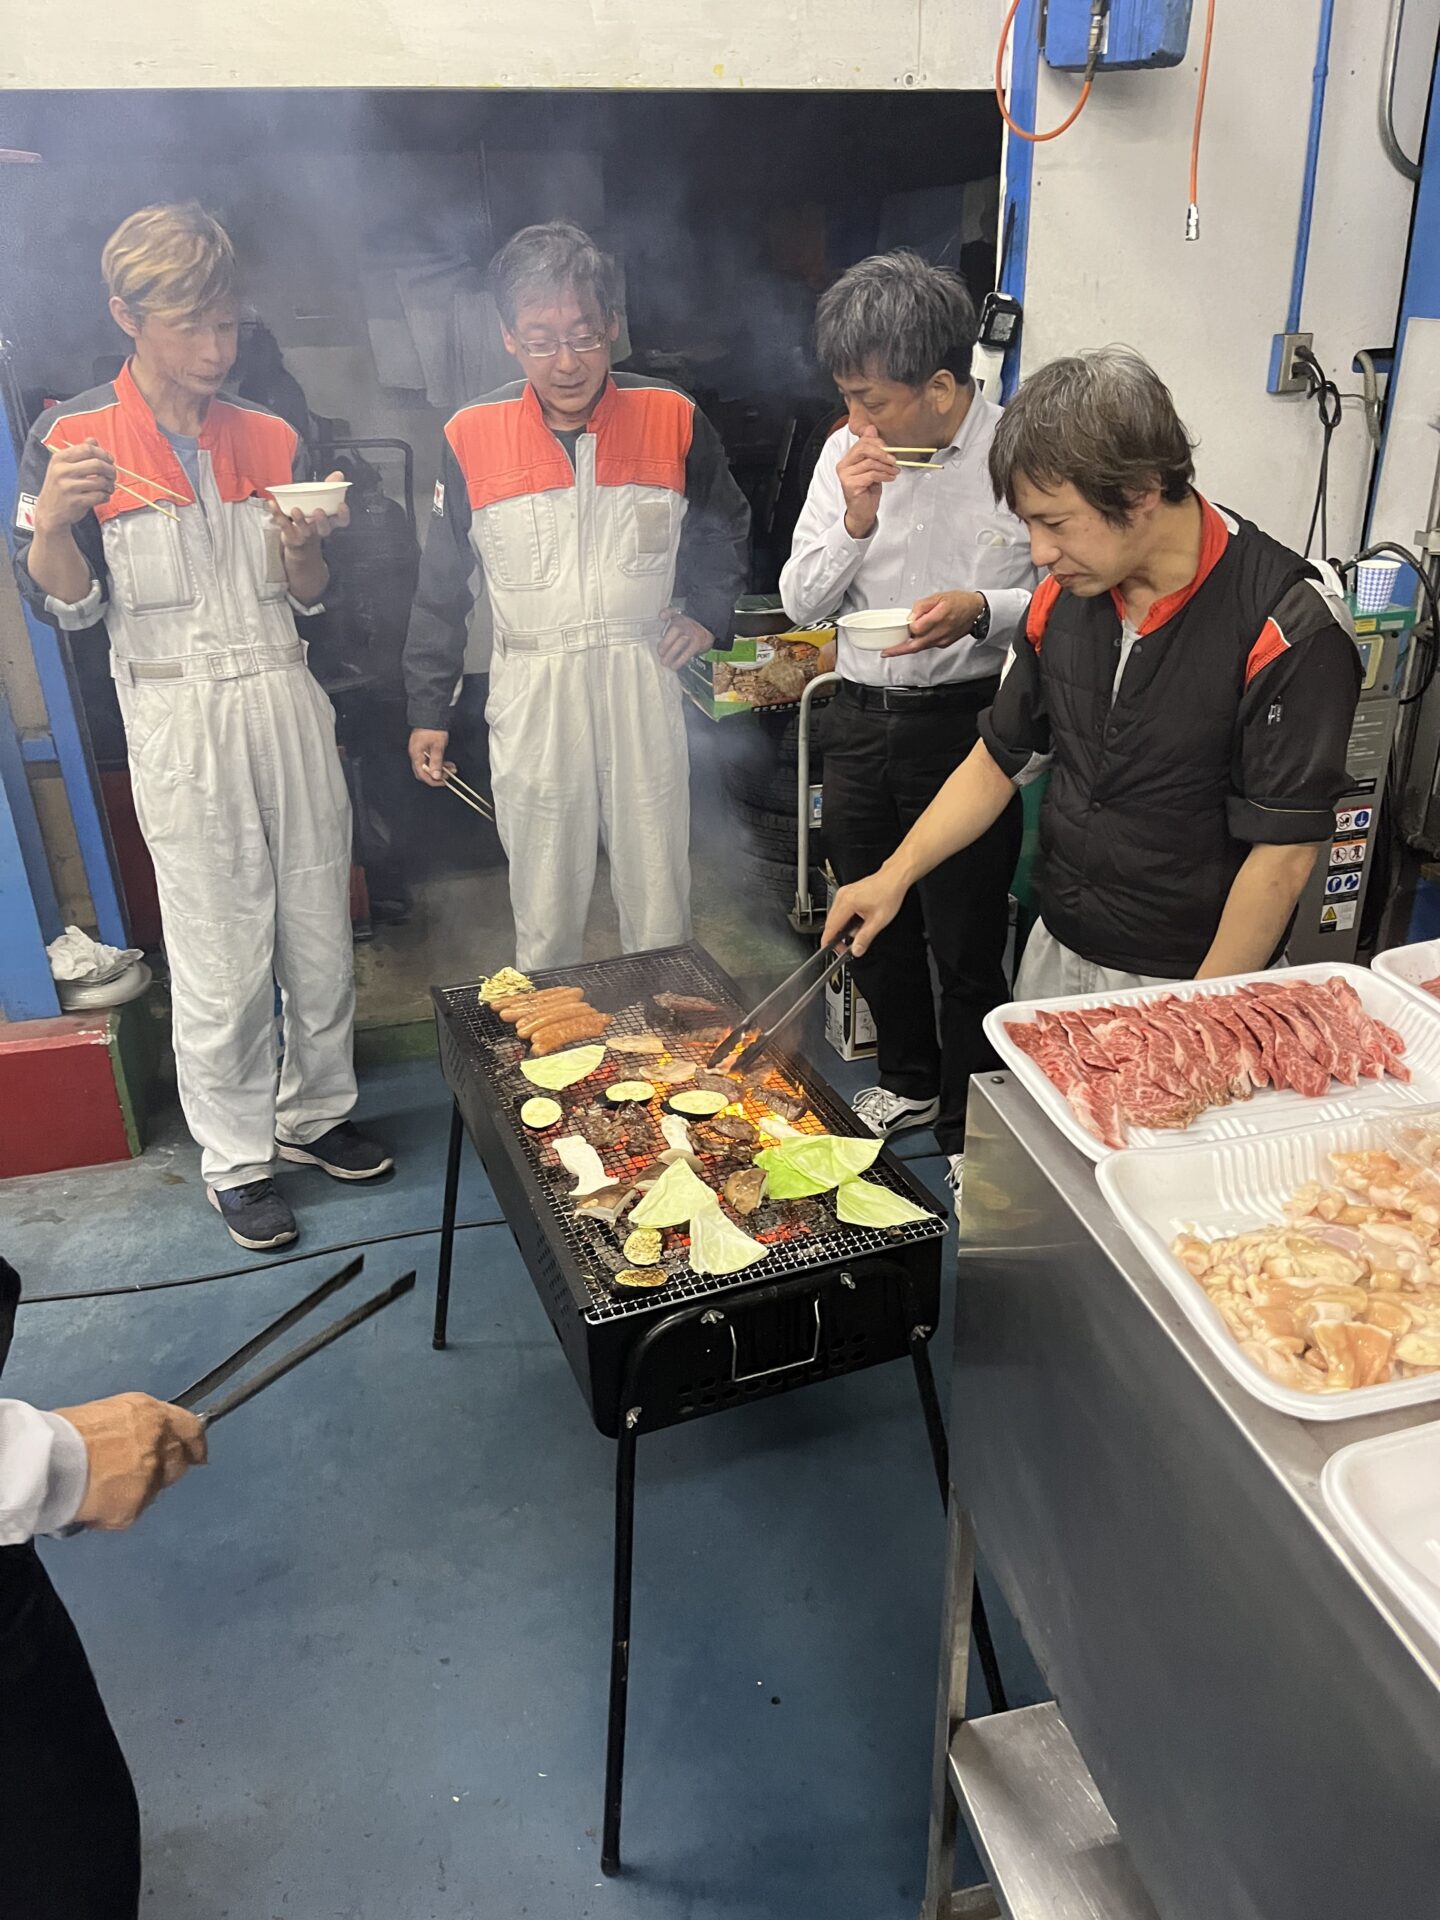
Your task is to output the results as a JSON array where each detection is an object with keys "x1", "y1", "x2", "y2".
[{"x1": 1268, "y1": 331, "x2": 1315, "y2": 396}]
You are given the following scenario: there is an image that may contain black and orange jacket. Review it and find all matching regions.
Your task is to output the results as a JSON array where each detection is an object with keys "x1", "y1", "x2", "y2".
[
  {"x1": 12, "y1": 361, "x2": 311, "y2": 658},
  {"x1": 404, "y1": 373, "x2": 750, "y2": 729},
  {"x1": 979, "y1": 498, "x2": 1362, "y2": 976}
]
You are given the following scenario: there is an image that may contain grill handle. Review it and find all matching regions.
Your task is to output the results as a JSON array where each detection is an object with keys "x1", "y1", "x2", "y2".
[{"x1": 728, "y1": 1298, "x2": 823, "y2": 1383}]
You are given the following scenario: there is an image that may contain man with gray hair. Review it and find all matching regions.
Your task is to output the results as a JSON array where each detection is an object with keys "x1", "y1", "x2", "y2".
[
  {"x1": 782, "y1": 251, "x2": 1037, "y2": 1195},
  {"x1": 404, "y1": 221, "x2": 750, "y2": 969},
  {"x1": 825, "y1": 348, "x2": 1360, "y2": 1033}
]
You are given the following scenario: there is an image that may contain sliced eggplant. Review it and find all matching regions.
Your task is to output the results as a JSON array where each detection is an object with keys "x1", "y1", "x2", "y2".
[
  {"x1": 519, "y1": 1095, "x2": 563, "y2": 1131},
  {"x1": 667, "y1": 1088, "x2": 731, "y2": 1119},
  {"x1": 607, "y1": 1079, "x2": 656, "y2": 1105}
]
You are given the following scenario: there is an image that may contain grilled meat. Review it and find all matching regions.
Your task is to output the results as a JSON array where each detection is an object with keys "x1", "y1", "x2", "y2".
[
  {"x1": 649, "y1": 991, "x2": 727, "y2": 1030},
  {"x1": 706, "y1": 1114, "x2": 758, "y2": 1146},
  {"x1": 748, "y1": 1081, "x2": 808, "y2": 1121},
  {"x1": 573, "y1": 1107, "x2": 630, "y2": 1149},
  {"x1": 692, "y1": 1070, "x2": 745, "y2": 1099}
]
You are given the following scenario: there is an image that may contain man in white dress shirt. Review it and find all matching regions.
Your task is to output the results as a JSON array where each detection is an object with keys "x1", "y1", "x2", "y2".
[
  {"x1": 0, "y1": 1255, "x2": 205, "y2": 1917},
  {"x1": 781, "y1": 252, "x2": 1036, "y2": 1192}
]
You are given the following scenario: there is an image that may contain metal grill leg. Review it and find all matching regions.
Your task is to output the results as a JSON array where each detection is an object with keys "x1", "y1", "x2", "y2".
[
  {"x1": 910, "y1": 1336, "x2": 950, "y2": 1507},
  {"x1": 602, "y1": 1408, "x2": 640, "y2": 1876},
  {"x1": 910, "y1": 1334, "x2": 1008, "y2": 1715},
  {"x1": 432, "y1": 1101, "x2": 464, "y2": 1351}
]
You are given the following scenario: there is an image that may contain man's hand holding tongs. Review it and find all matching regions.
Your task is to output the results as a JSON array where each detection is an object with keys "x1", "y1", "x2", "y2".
[{"x1": 53, "y1": 1393, "x2": 207, "y2": 1531}]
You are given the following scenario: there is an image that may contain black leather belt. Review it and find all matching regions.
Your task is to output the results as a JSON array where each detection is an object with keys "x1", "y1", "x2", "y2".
[{"x1": 837, "y1": 675, "x2": 1001, "y2": 714}]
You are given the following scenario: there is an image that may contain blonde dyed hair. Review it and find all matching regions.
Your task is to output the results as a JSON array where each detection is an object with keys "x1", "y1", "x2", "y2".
[{"x1": 101, "y1": 202, "x2": 238, "y2": 321}]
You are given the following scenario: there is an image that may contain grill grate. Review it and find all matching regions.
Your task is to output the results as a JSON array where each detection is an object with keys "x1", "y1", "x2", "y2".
[{"x1": 438, "y1": 943, "x2": 945, "y2": 1325}]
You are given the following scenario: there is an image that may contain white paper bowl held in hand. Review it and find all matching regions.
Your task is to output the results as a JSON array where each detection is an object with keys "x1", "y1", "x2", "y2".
[
  {"x1": 266, "y1": 480, "x2": 351, "y2": 517},
  {"x1": 837, "y1": 607, "x2": 911, "y2": 652}
]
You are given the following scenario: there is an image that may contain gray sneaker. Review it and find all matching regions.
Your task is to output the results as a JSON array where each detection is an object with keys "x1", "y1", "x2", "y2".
[
  {"x1": 852, "y1": 1086, "x2": 941, "y2": 1138},
  {"x1": 209, "y1": 1179, "x2": 298, "y2": 1251}
]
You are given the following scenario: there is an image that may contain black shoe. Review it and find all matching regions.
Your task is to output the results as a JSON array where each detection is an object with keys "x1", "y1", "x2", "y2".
[
  {"x1": 277, "y1": 1121, "x2": 394, "y2": 1181},
  {"x1": 209, "y1": 1179, "x2": 299, "y2": 1251}
]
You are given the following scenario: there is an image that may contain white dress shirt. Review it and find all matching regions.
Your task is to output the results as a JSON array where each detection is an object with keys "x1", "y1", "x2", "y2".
[
  {"x1": 779, "y1": 387, "x2": 1038, "y2": 687},
  {"x1": 0, "y1": 1400, "x2": 88, "y2": 1545}
]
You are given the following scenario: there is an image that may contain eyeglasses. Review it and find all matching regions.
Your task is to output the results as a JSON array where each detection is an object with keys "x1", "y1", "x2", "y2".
[{"x1": 516, "y1": 332, "x2": 608, "y2": 359}]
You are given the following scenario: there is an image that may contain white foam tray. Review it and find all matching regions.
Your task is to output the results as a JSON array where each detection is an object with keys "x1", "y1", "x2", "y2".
[
  {"x1": 1323, "y1": 1423, "x2": 1440, "y2": 1642},
  {"x1": 1372, "y1": 938, "x2": 1440, "y2": 1013},
  {"x1": 985, "y1": 962, "x2": 1440, "y2": 1162},
  {"x1": 1097, "y1": 1113, "x2": 1440, "y2": 1420}
]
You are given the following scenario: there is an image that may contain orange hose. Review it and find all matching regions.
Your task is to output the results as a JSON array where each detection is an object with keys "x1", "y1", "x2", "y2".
[
  {"x1": 1188, "y1": 0, "x2": 1219, "y2": 210},
  {"x1": 995, "y1": 0, "x2": 1095, "y2": 144}
]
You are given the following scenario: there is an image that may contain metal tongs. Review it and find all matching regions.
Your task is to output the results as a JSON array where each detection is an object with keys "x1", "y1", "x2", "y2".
[
  {"x1": 442, "y1": 767, "x2": 495, "y2": 823},
  {"x1": 57, "y1": 1258, "x2": 414, "y2": 1535},
  {"x1": 174, "y1": 1255, "x2": 414, "y2": 1427},
  {"x1": 705, "y1": 923, "x2": 857, "y2": 1074}
]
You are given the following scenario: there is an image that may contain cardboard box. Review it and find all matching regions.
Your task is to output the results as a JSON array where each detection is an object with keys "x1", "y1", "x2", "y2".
[
  {"x1": 824, "y1": 961, "x2": 877, "y2": 1061},
  {"x1": 682, "y1": 629, "x2": 835, "y2": 721},
  {"x1": 822, "y1": 871, "x2": 876, "y2": 1059}
]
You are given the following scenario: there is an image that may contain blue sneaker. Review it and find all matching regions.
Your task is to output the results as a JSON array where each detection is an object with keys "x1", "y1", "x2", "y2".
[
  {"x1": 209, "y1": 1179, "x2": 298, "y2": 1250},
  {"x1": 277, "y1": 1122, "x2": 393, "y2": 1181}
]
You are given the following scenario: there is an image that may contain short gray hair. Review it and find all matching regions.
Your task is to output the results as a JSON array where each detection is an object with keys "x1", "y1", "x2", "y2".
[
  {"x1": 490, "y1": 220, "x2": 618, "y2": 330},
  {"x1": 989, "y1": 347, "x2": 1196, "y2": 525},
  {"x1": 815, "y1": 251, "x2": 977, "y2": 388}
]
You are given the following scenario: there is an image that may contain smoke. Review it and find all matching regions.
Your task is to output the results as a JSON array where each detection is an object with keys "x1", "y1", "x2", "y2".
[{"x1": 0, "y1": 86, "x2": 999, "y2": 968}]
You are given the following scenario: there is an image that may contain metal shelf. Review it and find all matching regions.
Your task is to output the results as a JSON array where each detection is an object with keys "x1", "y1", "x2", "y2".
[{"x1": 948, "y1": 1704, "x2": 1159, "y2": 1920}]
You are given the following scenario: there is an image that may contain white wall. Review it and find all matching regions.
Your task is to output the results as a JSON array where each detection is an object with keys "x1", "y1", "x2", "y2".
[
  {"x1": 1021, "y1": 0, "x2": 1439, "y2": 559},
  {"x1": 0, "y1": 0, "x2": 993, "y2": 90}
]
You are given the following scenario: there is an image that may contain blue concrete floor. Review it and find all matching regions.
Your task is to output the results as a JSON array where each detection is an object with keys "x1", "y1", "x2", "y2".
[{"x1": 3, "y1": 1036, "x2": 1040, "y2": 1917}]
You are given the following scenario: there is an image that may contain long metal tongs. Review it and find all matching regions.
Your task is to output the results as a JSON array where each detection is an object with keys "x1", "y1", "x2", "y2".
[
  {"x1": 705, "y1": 924, "x2": 857, "y2": 1074},
  {"x1": 176, "y1": 1256, "x2": 415, "y2": 1427},
  {"x1": 442, "y1": 768, "x2": 495, "y2": 823}
]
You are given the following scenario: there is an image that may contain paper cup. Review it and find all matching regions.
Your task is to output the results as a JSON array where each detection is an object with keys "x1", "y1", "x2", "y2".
[{"x1": 1355, "y1": 557, "x2": 1403, "y2": 613}]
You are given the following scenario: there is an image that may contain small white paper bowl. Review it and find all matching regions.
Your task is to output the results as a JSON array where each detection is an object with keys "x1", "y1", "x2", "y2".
[
  {"x1": 838, "y1": 607, "x2": 912, "y2": 652},
  {"x1": 266, "y1": 480, "x2": 351, "y2": 517}
]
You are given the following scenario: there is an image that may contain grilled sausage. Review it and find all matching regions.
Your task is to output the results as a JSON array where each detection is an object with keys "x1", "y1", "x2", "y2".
[
  {"x1": 516, "y1": 998, "x2": 601, "y2": 1040},
  {"x1": 497, "y1": 986, "x2": 584, "y2": 1024},
  {"x1": 528, "y1": 1009, "x2": 612, "y2": 1055}
]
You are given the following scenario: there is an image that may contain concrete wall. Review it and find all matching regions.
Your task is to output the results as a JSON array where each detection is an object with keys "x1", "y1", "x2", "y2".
[
  {"x1": 1021, "y1": 0, "x2": 1440, "y2": 559},
  {"x1": 0, "y1": 1, "x2": 993, "y2": 90}
]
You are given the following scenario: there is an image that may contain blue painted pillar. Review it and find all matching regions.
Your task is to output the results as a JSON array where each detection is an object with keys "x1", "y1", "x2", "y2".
[
  {"x1": 0, "y1": 684, "x2": 59, "y2": 1018},
  {"x1": 0, "y1": 419, "x2": 128, "y2": 953},
  {"x1": 999, "y1": 0, "x2": 1041, "y2": 400}
]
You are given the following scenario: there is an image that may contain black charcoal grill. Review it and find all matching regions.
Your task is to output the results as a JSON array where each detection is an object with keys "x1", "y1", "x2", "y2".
[{"x1": 429, "y1": 941, "x2": 992, "y2": 1875}]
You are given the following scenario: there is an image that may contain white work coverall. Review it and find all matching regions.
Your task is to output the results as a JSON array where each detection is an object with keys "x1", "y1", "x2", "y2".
[
  {"x1": 403, "y1": 373, "x2": 750, "y2": 971},
  {"x1": 13, "y1": 363, "x2": 356, "y2": 1190}
]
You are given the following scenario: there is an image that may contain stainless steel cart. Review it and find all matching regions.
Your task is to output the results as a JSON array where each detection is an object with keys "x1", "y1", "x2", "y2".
[{"x1": 923, "y1": 1072, "x2": 1440, "y2": 1919}]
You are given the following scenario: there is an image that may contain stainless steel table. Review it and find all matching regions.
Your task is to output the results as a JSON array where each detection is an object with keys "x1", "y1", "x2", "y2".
[{"x1": 923, "y1": 1073, "x2": 1440, "y2": 1920}]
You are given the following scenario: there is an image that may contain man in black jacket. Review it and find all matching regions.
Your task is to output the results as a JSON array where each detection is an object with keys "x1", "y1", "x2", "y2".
[
  {"x1": 825, "y1": 349, "x2": 1360, "y2": 1098},
  {"x1": 0, "y1": 1257, "x2": 205, "y2": 1918}
]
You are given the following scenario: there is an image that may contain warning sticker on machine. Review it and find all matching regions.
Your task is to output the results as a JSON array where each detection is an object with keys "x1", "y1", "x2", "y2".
[
  {"x1": 1335, "y1": 807, "x2": 1374, "y2": 834},
  {"x1": 1324, "y1": 872, "x2": 1362, "y2": 898},
  {"x1": 14, "y1": 493, "x2": 34, "y2": 531},
  {"x1": 1319, "y1": 901, "x2": 1358, "y2": 933},
  {"x1": 1329, "y1": 840, "x2": 1368, "y2": 868}
]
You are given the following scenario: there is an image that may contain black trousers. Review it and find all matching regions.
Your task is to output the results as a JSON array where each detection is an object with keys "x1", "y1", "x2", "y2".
[
  {"x1": 823, "y1": 683, "x2": 1021, "y2": 1154},
  {"x1": 0, "y1": 1544, "x2": 140, "y2": 1920}
]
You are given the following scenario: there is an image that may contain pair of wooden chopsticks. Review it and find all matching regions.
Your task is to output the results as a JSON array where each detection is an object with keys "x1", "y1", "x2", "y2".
[
  {"x1": 111, "y1": 459, "x2": 187, "y2": 524},
  {"x1": 443, "y1": 769, "x2": 495, "y2": 822},
  {"x1": 884, "y1": 445, "x2": 941, "y2": 470}
]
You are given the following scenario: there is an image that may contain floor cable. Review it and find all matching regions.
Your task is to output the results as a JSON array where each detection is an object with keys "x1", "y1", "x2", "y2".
[{"x1": 21, "y1": 1216, "x2": 508, "y2": 1305}]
